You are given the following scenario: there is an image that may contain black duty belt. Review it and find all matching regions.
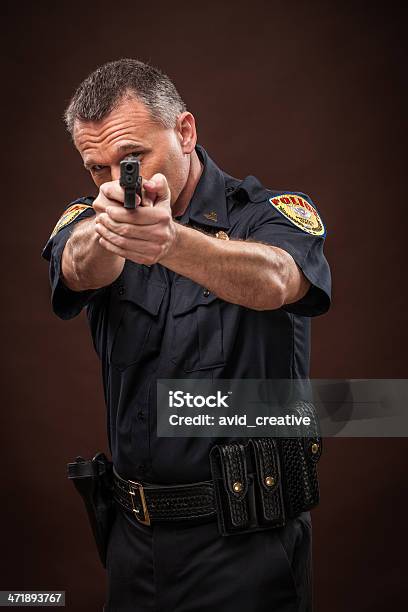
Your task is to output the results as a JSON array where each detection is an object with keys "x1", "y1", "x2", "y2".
[
  {"x1": 113, "y1": 467, "x2": 217, "y2": 526},
  {"x1": 112, "y1": 431, "x2": 323, "y2": 536},
  {"x1": 68, "y1": 403, "x2": 322, "y2": 570}
]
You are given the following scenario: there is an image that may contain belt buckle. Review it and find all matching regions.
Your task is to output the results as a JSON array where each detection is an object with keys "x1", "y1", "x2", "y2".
[{"x1": 128, "y1": 479, "x2": 151, "y2": 526}]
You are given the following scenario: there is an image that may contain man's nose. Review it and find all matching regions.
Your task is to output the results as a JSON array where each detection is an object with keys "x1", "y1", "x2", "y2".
[{"x1": 111, "y1": 165, "x2": 121, "y2": 181}]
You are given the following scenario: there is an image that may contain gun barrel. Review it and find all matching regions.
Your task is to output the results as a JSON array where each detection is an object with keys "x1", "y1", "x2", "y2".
[{"x1": 120, "y1": 155, "x2": 142, "y2": 209}]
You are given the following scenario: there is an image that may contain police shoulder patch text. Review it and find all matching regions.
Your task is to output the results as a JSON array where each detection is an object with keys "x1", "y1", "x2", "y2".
[
  {"x1": 269, "y1": 194, "x2": 325, "y2": 236},
  {"x1": 50, "y1": 203, "x2": 93, "y2": 239}
]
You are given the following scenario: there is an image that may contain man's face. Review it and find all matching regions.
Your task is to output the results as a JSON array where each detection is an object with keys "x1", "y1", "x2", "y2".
[{"x1": 73, "y1": 95, "x2": 194, "y2": 206}]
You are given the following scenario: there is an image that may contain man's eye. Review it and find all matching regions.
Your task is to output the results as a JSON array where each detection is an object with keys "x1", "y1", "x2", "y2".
[{"x1": 91, "y1": 165, "x2": 106, "y2": 173}]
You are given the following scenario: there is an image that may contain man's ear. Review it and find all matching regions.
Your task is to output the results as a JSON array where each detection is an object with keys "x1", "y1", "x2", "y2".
[{"x1": 176, "y1": 112, "x2": 197, "y2": 154}]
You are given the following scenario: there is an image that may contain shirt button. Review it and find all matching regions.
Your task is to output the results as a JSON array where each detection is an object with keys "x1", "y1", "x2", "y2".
[
  {"x1": 118, "y1": 285, "x2": 125, "y2": 296},
  {"x1": 203, "y1": 289, "x2": 210, "y2": 297},
  {"x1": 215, "y1": 231, "x2": 229, "y2": 240},
  {"x1": 137, "y1": 411, "x2": 144, "y2": 421}
]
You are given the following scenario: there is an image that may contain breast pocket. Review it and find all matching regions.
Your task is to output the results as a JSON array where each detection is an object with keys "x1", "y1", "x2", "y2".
[
  {"x1": 170, "y1": 280, "x2": 225, "y2": 372},
  {"x1": 109, "y1": 274, "x2": 167, "y2": 371}
]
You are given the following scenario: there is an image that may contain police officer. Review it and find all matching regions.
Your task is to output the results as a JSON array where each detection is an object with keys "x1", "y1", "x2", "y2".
[{"x1": 43, "y1": 59, "x2": 331, "y2": 612}]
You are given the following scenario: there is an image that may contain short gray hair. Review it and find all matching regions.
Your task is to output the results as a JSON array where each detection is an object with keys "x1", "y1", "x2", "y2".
[{"x1": 64, "y1": 58, "x2": 187, "y2": 136}]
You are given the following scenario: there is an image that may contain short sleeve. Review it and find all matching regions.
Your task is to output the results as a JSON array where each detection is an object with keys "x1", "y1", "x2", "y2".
[
  {"x1": 247, "y1": 192, "x2": 331, "y2": 317},
  {"x1": 41, "y1": 197, "x2": 104, "y2": 320}
]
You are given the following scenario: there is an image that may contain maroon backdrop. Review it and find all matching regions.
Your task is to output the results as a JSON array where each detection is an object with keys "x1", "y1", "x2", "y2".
[{"x1": 1, "y1": 1, "x2": 407, "y2": 610}]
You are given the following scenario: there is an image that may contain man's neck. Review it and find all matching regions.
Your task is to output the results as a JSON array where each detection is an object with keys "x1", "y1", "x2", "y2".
[{"x1": 172, "y1": 149, "x2": 203, "y2": 218}]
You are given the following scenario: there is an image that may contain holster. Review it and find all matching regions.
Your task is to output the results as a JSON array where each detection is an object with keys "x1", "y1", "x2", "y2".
[
  {"x1": 209, "y1": 401, "x2": 322, "y2": 536},
  {"x1": 67, "y1": 452, "x2": 115, "y2": 567}
]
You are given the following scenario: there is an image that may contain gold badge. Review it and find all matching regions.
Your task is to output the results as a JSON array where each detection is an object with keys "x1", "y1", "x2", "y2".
[
  {"x1": 215, "y1": 231, "x2": 229, "y2": 240},
  {"x1": 269, "y1": 195, "x2": 325, "y2": 236},
  {"x1": 203, "y1": 211, "x2": 218, "y2": 222},
  {"x1": 50, "y1": 203, "x2": 93, "y2": 238}
]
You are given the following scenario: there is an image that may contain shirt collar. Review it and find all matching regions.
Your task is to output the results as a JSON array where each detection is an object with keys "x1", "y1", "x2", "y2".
[
  {"x1": 175, "y1": 144, "x2": 231, "y2": 230},
  {"x1": 237, "y1": 174, "x2": 268, "y2": 203}
]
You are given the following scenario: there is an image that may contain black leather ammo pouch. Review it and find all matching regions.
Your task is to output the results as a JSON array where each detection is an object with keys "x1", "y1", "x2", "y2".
[
  {"x1": 209, "y1": 401, "x2": 322, "y2": 536},
  {"x1": 67, "y1": 452, "x2": 115, "y2": 567}
]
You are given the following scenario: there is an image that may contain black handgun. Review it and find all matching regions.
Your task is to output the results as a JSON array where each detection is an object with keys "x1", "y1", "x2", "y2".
[
  {"x1": 67, "y1": 452, "x2": 115, "y2": 568},
  {"x1": 120, "y1": 155, "x2": 142, "y2": 209}
]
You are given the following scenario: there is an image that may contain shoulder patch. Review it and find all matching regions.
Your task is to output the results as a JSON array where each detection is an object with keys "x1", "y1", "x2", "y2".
[
  {"x1": 269, "y1": 194, "x2": 325, "y2": 236},
  {"x1": 49, "y1": 203, "x2": 93, "y2": 239}
]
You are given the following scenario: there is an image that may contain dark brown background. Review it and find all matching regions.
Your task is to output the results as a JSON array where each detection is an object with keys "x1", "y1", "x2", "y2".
[{"x1": 1, "y1": 0, "x2": 407, "y2": 610}]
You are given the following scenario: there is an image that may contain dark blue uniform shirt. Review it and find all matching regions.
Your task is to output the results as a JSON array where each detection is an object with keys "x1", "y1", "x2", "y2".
[{"x1": 42, "y1": 145, "x2": 331, "y2": 484}]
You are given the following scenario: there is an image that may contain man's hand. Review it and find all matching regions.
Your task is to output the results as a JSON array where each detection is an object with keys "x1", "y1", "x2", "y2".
[{"x1": 95, "y1": 174, "x2": 179, "y2": 266}]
